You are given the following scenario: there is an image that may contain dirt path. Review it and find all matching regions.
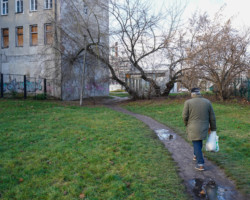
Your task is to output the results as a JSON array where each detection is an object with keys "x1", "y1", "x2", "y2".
[{"x1": 106, "y1": 104, "x2": 246, "y2": 200}]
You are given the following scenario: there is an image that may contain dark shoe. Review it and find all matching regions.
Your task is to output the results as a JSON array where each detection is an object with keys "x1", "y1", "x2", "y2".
[{"x1": 195, "y1": 165, "x2": 205, "y2": 171}]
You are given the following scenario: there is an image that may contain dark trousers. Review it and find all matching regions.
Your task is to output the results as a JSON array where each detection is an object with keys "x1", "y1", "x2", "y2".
[{"x1": 192, "y1": 140, "x2": 204, "y2": 165}]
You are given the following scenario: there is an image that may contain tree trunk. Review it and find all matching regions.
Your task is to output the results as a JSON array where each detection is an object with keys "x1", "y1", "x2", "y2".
[
  {"x1": 162, "y1": 80, "x2": 175, "y2": 96},
  {"x1": 218, "y1": 85, "x2": 225, "y2": 101},
  {"x1": 140, "y1": 74, "x2": 161, "y2": 97}
]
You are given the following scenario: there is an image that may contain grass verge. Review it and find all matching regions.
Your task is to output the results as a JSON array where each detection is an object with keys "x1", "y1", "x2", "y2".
[
  {"x1": 0, "y1": 100, "x2": 188, "y2": 200},
  {"x1": 124, "y1": 99, "x2": 250, "y2": 196},
  {"x1": 110, "y1": 92, "x2": 130, "y2": 98}
]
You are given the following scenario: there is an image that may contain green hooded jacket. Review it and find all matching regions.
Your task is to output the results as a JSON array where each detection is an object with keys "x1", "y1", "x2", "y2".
[{"x1": 182, "y1": 94, "x2": 216, "y2": 141}]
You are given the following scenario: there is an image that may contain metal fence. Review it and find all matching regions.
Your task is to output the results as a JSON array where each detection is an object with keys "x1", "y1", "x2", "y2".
[
  {"x1": 0, "y1": 73, "x2": 61, "y2": 99},
  {"x1": 233, "y1": 78, "x2": 250, "y2": 101}
]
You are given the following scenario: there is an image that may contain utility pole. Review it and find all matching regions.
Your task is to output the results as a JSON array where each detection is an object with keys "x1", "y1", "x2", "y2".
[{"x1": 80, "y1": 35, "x2": 87, "y2": 106}]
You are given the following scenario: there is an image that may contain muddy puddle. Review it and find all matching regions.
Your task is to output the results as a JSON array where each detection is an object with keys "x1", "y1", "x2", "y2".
[
  {"x1": 155, "y1": 129, "x2": 175, "y2": 141},
  {"x1": 189, "y1": 178, "x2": 230, "y2": 200}
]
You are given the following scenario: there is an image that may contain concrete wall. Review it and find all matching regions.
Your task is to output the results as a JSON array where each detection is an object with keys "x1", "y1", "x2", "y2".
[
  {"x1": 61, "y1": 54, "x2": 109, "y2": 100},
  {"x1": 60, "y1": 0, "x2": 109, "y2": 100}
]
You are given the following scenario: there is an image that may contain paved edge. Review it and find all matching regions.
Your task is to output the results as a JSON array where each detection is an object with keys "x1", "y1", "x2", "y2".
[{"x1": 106, "y1": 105, "x2": 247, "y2": 200}]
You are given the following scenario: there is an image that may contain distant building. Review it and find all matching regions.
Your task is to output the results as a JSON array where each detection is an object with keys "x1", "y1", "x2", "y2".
[
  {"x1": 109, "y1": 43, "x2": 178, "y2": 94},
  {"x1": 0, "y1": 0, "x2": 109, "y2": 100},
  {"x1": 125, "y1": 70, "x2": 178, "y2": 96},
  {"x1": 109, "y1": 42, "x2": 132, "y2": 91}
]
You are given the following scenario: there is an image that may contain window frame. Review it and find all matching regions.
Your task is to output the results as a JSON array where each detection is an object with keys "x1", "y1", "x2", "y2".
[
  {"x1": 30, "y1": 24, "x2": 38, "y2": 46},
  {"x1": 30, "y1": 0, "x2": 37, "y2": 11},
  {"x1": 1, "y1": 28, "x2": 9, "y2": 49},
  {"x1": 1, "y1": 0, "x2": 8, "y2": 15},
  {"x1": 16, "y1": 26, "x2": 24, "y2": 47},
  {"x1": 44, "y1": 23, "x2": 53, "y2": 45},
  {"x1": 16, "y1": 0, "x2": 23, "y2": 13},
  {"x1": 44, "y1": 0, "x2": 52, "y2": 10}
]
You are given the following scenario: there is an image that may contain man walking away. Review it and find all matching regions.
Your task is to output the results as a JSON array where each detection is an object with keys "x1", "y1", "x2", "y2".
[{"x1": 182, "y1": 88, "x2": 216, "y2": 171}]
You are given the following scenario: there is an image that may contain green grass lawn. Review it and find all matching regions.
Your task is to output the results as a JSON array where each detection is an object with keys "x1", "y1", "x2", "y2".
[
  {"x1": 124, "y1": 99, "x2": 250, "y2": 195},
  {"x1": 110, "y1": 92, "x2": 130, "y2": 98},
  {"x1": 0, "y1": 100, "x2": 188, "y2": 200}
]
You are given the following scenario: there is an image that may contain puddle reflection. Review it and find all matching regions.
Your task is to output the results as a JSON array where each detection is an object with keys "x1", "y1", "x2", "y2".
[
  {"x1": 155, "y1": 129, "x2": 175, "y2": 141},
  {"x1": 189, "y1": 178, "x2": 226, "y2": 200}
]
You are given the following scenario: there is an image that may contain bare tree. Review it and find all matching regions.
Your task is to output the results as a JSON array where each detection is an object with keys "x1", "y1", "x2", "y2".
[
  {"x1": 161, "y1": 30, "x2": 189, "y2": 96},
  {"x1": 180, "y1": 66, "x2": 209, "y2": 92},
  {"x1": 187, "y1": 10, "x2": 250, "y2": 101},
  {"x1": 46, "y1": 0, "x2": 187, "y2": 100},
  {"x1": 108, "y1": 0, "x2": 188, "y2": 98},
  {"x1": 180, "y1": 69, "x2": 199, "y2": 91}
]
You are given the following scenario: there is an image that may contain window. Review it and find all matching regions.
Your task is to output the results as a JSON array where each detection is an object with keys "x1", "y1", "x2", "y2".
[
  {"x1": 30, "y1": 25, "x2": 38, "y2": 46},
  {"x1": 30, "y1": 0, "x2": 37, "y2": 11},
  {"x1": 1, "y1": 28, "x2": 9, "y2": 48},
  {"x1": 16, "y1": 27, "x2": 23, "y2": 47},
  {"x1": 16, "y1": 0, "x2": 23, "y2": 13},
  {"x1": 44, "y1": 0, "x2": 52, "y2": 9},
  {"x1": 44, "y1": 24, "x2": 53, "y2": 45},
  {"x1": 1, "y1": 0, "x2": 8, "y2": 15}
]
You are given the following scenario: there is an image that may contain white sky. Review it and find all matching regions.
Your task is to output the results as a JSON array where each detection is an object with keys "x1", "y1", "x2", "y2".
[
  {"x1": 155, "y1": 0, "x2": 250, "y2": 29},
  {"x1": 188, "y1": 0, "x2": 249, "y2": 28}
]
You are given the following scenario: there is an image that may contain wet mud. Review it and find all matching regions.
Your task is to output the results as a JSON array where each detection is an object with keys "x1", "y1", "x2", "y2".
[{"x1": 189, "y1": 178, "x2": 230, "y2": 200}]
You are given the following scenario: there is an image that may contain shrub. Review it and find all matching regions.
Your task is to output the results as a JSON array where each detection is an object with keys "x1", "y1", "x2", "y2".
[{"x1": 34, "y1": 93, "x2": 47, "y2": 100}]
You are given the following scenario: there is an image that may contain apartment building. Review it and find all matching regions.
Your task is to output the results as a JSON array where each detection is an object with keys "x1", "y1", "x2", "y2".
[{"x1": 0, "y1": 0, "x2": 109, "y2": 100}]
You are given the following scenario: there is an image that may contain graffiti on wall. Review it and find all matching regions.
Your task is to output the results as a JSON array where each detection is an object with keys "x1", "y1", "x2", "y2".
[
  {"x1": 86, "y1": 82, "x2": 107, "y2": 92},
  {"x1": 64, "y1": 83, "x2": 108, "y2": 94},
  {"x1": 1, "y1": 79, "x2": 43, "y2": 93}
]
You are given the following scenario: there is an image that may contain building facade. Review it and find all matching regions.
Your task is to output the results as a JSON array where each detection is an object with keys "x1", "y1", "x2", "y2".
[
  {"x1": 0, "y1": 0, "x2": 109, "y2": 100},
  {"x1": 125, "y1": 70, "x2": 178, "y2": 97}
]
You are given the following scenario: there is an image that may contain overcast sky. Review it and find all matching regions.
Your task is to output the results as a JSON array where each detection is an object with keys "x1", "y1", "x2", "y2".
[
  {"x1": 155, "y1": 0, "x2": 249, "y2": 29},
  {"x1": 189, "y1": 0, "x2": 249, "y2": 27}
]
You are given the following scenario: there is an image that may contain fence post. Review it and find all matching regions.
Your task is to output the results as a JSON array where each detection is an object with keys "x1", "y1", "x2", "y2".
[
  {"x1": 1, "y1": 73, "x2": 3, "y2": 98},
  {"x1": 24, "y1": 75, "x2": 27, "y2": 99},
  {"x1": 44, "y1": 78, "x2": 47, "y2": 98}
]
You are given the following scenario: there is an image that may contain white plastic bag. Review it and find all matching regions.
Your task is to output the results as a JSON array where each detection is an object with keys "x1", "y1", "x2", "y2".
[{"x1": 206, "y1": 131, "x2": 219, "y2": 152}]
